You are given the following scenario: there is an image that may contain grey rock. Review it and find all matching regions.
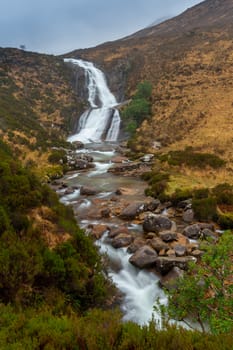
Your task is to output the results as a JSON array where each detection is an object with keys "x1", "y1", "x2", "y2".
[
  {"x1": 143, "y1": 214, "x2": 173, "y2": 233},
  {"x1": 80, "y1": 186, "x2": 98, "y2": 196},
  {"x1": 150, "y1": 237, "x2": 169, "y2": 252},
  {"x1": 120, "y1": 202, "x2": 145, "y2": 220},
  {"x1": 174, "y1": 244, "x2": 187, "y2": 257},
  {"x1": 159, "y1": 231, "x2": 178, "y2": 242},
  {"x1": 129, "y1": 246, "x2": 158, "y2": 269},
  {"x1": 112, "y1": 234, "x2": 133, "y2": 249},
  {"x1": 183, "y1": 224, "x2": 201, "y2": 239},
  {"x1": 183, "y1": 209, "x2": 194, "y2": 223},
  {"x1": 155, "y1": 256, "x2": 197, "y2": 275}
]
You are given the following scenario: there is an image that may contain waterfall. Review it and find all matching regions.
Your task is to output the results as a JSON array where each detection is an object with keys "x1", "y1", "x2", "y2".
[{"x1": 64, "y1": 58, "x2": 121, "y2": 143}]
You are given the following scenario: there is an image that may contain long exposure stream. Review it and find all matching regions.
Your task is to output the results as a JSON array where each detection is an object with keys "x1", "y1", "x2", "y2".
[{"x1": 60, "y1": 58, "x2": 167, "y2": 325}]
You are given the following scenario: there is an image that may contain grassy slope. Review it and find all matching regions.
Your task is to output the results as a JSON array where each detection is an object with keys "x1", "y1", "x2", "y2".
[
  {"x1": 67, "y1": 0, "x2": 233, "y2": 189},
  {"x1": 0, "y1": 48, "x2": 80, "y2": 177}
]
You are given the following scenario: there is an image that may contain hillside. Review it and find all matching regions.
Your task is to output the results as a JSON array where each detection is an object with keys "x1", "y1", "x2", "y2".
[
  {"x1": 66, "y1": 0, "x2": 233, "y2": 186},
  {"x1": 0, "y1": 48, "x2": 82, "y2": 177}
]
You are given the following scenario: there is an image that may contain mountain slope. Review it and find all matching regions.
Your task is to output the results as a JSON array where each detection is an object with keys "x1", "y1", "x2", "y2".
[
  {"x1": 0, "y1": 48, "x2": 82, "y2": 175},
  {"x1": 66, "y1": 0, "x2": 233, "y2": 181}
]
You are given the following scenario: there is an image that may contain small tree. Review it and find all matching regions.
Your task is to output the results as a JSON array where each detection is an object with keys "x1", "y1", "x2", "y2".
[
  {"x1": 158, "y1": 231, "x2": 233, "y2": 334},
  {"x1": 122, "y1": 80, "x2": 152, "y2": 135}
]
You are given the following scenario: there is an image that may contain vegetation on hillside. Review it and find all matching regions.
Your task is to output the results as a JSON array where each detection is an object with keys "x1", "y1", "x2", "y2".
[
  {"x1": 121, "y1": 81, "x2": 152, "y2": 136},
  {"x1": 0, "y1": 138, "x2": 109, "y2": 310},
  {"x1": 158, "y1": 231, "x2": 233, "y2": 335}
]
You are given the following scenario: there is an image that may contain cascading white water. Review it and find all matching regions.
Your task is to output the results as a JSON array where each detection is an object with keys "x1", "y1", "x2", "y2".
[{"x1": 64, "y1": 58, "x2": 121, "y2": 143}]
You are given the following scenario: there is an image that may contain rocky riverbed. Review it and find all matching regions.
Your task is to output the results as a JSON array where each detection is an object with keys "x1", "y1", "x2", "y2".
[{"x1": 51, "y1": 142, "x2": 220, "y2": 323}]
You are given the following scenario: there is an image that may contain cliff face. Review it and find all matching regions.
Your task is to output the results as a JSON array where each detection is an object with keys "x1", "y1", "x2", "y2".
[{"x1": 65, "y1": 0, "x2": 233, "y2": 170}]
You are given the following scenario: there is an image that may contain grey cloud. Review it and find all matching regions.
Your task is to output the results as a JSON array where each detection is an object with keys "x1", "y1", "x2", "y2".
[{"x1": 0, "y1": 0, "x2": 203, "y2": 54}]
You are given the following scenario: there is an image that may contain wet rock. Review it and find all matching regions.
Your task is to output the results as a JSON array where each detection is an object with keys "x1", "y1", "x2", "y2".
[
  {"x1": 174, "y1": 244, "x2": 187, "y2": 257},
  {"x1": 80, "y1": 186, "x2": 98, "y2": 196},
  {"x1": 72, "y1": 141, "x2": 84, "y2": 149},
  {"x1": 177, "y1": 199, "x2": 192, "y2": 209},
  {"x1": 111, "y1": 156, "x2": 129, "y2": 163},
  {"x1": 64, "y1": 188, "x2": 75, "y2": 195},
  {"x1": 108, "y1": 162, "x2": 142, "y2": 174},
  {"x1": 166, "y1": 249, "x2": 176, "y2": 257},
  {"x1": 183, "y1": 209, "x2": 194, "y2": 223},
  {"x1": 192, "y1": 249, "x2": 204, "y2": 258},
  {"x1": 143, "y1": 214, "x2": 173, "y2": 233},
  {"x1": 127, "y1": 238, "x2": 147, "y2": 254},
  {"x1": 129, "y1": 245, "x2": 158, "y2": 269},
  {"x1": 170, "y1": 233, "x2": 189, "y2": 247},
  {"x1": 160, "y1": 267, "x2": 184, "y2": 290},
  {"x1": 150, "y1": 237, "x2": 169, "y2": 253},
  {"x1": 108, "y1": 226, "x2": 130, "y2": 238},
  {"x1": 115, "y1": 188, "x2": 123, "y2": 195},
  {"x1": 199, "y1": 223, "x2": 215, "y2": 230},
  {"x1": 146, "y1": 232, "x2": 157, "y2": 239},
  {"x1": 158, "y1": 231, "x2": 178, "y2": 242},
  {"x1": 183, "y1": 224, "x2": 201, "y2": 239},
  {"x1": 112, "y1": 234, "x2": 133, "y2": 249},
  {"x1": 120, "y1": 202, "x2": 145, "y2": 220},
  {"x1": 155, "y1": 256, "x2": 197, "y2": 275},
  {"x1": 144, "y1": 199, "x2": 161, "y2": 212},
  {"x1": 202, "y1": 228, "x2": 218, "y2": 242},
  {"x1": 101, "y1": 208, "x2": 111, "y2": 218},
  {"x1": 88, "y1": 224, "x2": 109, "y2": 239},
  {"x1": 140, "y1": 154, "x2": 154, "y2": 162}
]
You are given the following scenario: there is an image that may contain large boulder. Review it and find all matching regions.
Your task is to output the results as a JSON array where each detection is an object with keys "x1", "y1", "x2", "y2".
[
  {"x1": 182, "y1": 209, "x2": 194, "y2": 223},
  {"x1": 80, "y1": 186, "x2": 98, "y2": 196},
  {"x1": 120, "y1": 202, "x2": 145, "y2": 220},
  {"x1": 129, "y1": 246, "x2": 158, "y2": 269},
  {"x1": 111, "y1": 234, "x2": 133, "y2": 249},
  {"x1": 155, "y1": 256, "x2": 197, "y2": 275},
  {"x1": 183, "y1": 224, "x2": 201, "y2": 239},
  {"x1": 143, "y1": 214, "x2": 173, "y2": 233},
  {"x1": 127, "y1": 237, "x2": 147, "y2": 254}
]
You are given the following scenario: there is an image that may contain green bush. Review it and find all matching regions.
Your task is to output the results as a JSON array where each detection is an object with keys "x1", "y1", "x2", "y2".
[
  {"x1": 142, "y1": 171, "x2": 170, "y2": 199},
  {"x1": 170, "y1": 188, "x2": 193, "y2": 205},
  {"x1": 217, "y1": 213, "x2": 233, "y2": 229},
  {"x1": 121, "y1": 80, "x2": 152, "y2": 135},
  {"x1": 159, "y1": 149, "x2": 226, "y2": 169},
  {"x1": 48, "y1": 149, "x2": 67, "y2": 164},
  {"x1": 192, "y1": 197, "x2": 217, "y2": 221},
  {"x1": 212, "y1": 183, "x2": 233, "y2": 205}
]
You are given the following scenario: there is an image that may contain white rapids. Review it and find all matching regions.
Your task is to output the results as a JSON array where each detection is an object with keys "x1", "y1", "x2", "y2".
[{"x1": 64, "y1": 58, "x2": 121, "y2": 143}]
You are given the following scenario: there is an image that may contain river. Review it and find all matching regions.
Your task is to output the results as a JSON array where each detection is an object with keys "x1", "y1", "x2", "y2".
[{"x1": 60, "y1": 58, "x2": 167, "y2": 325}]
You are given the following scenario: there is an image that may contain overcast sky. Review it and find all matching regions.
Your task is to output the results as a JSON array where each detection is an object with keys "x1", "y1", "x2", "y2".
[{"x1": 1, "y1": 0, "x2": 203, "y2": 55}]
